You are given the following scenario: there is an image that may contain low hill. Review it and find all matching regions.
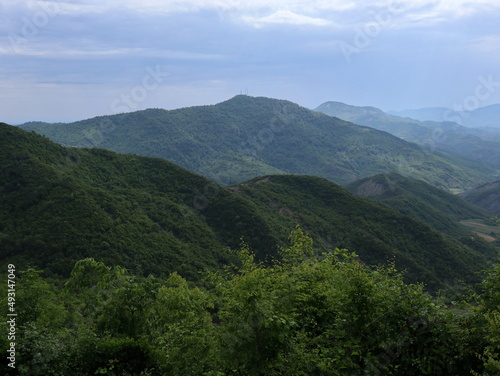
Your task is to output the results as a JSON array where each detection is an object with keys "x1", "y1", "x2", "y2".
[
  {"x1": 19, "y1": 95, "x2": 492, "y2": 190},
  {"x1": 345, "y1": 173, "x2": 491, "y2": 237},
  {"x1": 460, "y1": 181, "x2": 500, "y2": 216},
  {"x1": 315, "y1": 101, "x2": 500, "y2": 173},
  {"x1": 1, "y1": 123, "x2": 496, "y2": 289}
]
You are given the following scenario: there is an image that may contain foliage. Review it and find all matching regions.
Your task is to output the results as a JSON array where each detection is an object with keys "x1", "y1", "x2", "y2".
[
  {"x1": 2, "y1": 227, "x2": 497, "y2": 375},
  {"x1": 473, "y1": 264, "x2": 500, "y2": 375}
]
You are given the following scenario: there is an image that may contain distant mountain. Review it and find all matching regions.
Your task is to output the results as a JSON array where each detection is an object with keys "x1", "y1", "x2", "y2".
[
  {"x1": 315, "y1": 101, "x2": 433, "y2": 140},
  {"x1": 390, "y1": 104, "x2": 500, "y2": 129},
  {"x1": 388, "y1": 107, "x2": 451, "y2": 123},
  {"x1": 1, "y1": 123, "x2": 496, "y2": 289},
  {"x1": 315, "y1": 101, "x2": 500, "y2": 173},
  {"x1": 345, "y1": 172, "x2": 491, "y2": 237},
  {"x1": 19, "y1": 95, "x2": 493, "y2": 190},
  {"x1": 466, "y1": 104, "x2": 500, "y2": 129},
  {"x1": 460, "y1": 181, "x2": 500, "y2": 216}
]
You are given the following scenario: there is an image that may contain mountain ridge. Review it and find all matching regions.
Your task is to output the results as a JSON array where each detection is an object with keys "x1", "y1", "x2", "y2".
[{"x1": 18, "y1": 95, "x2": 494, "y2": 190}]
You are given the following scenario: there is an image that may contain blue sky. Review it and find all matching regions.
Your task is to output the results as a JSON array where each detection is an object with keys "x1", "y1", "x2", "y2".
[{"x1": 1, "y1": 0, "x2": 500, "y2": 123}]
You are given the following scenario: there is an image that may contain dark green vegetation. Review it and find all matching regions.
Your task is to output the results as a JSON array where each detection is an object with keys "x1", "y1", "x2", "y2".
[
  {"x1": 229, "y1": 175, "x2": 496, "y2": 289},
  {"x1": 1, "y1": 123, "x2": 496, "y2": 290},
  {"x1": 345, "y1": 172, "x2": 491, "y2": 237},
  {"x1": 0, "y1": 122, "x2": 276, "y2": 280},
  {"x1": 315, "y1": 101, "x2": 500, "y2": 175},
  {"x1": 19, "y1": 95, "x2": 495, "y2": 189},
  {"x1": 461, "y1": 181, "x2": 500, "y2": 216},
  {"x1": 1, "y1": 230, "x2": 500, "y2": 375}
]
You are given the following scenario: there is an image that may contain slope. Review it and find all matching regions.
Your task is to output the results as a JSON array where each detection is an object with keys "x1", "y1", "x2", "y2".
[
  {"x1": 0, "y1": 123, "x2": 279, "y2": 279},
  {"x1": 345, "y1": 173, "x2": 491, "y2": 237},
  {"x1": 460, "y1": 181, "x2": 500, "y2": 216},
  {"x1": 229, "y1": 175, "x2": 497, "y2": 289},
  {"x1": 19, "y1": 95, "x2": 492, "y2": 190}
]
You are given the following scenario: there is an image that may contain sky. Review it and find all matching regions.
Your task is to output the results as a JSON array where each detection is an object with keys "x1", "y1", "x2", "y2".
[{"x1": 1, "y1": 0, "x2": 500, "y2": 124}]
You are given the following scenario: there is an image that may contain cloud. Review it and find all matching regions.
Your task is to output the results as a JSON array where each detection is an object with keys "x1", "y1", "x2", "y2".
[
  {"x1": 0, "y1": 44, "x2": 228, "y2": 61},
  {"x1": 243, "y1": 10, "x2": 333, "y2": 28}
]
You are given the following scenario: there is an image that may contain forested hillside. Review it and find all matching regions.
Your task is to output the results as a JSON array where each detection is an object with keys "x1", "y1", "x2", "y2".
[
  {"x1": 345, "y1": 173, "x2": 492, "y2": 236},
  {"x1": 228, "y1": 174, "x2": 497, "y2": 289},
  {"x1": 461, "y1": 181, "x2": 500, "y2": 216},
  {"x1": 2, "y1": 116, "x2": 500, "y2": 376},
  {"x1": 19, "y1": 95, "x2": 494, "y2": 189},
  {"x1": 0, "y1": 122, "x2": 276, "y2": 279}
]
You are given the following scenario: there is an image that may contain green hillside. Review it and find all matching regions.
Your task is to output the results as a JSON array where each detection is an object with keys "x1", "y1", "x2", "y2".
[
  {"x1": 229, "y1": 175, "x2": 497, "y2": 289},
  {"x1": 19, "y1": 95, "x2": 492, "y2": 189},
  {"x1": 0, "y1": 122, "x2": 279, "y2": 279},
  {"x1": 345, "y1": 172, "x2": 492, "y2": 236},
  {"x1": 461, "y1": 181, "x2": 500, "y2": 216},
  {"x1": 1, "y1": 123, "x2": 496, "y2": 289}
]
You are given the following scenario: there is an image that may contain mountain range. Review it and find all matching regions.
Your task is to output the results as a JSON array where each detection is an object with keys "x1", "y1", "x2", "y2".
[
  {"x1": 314, "y1": 101, "x2": 500, "y2": 175},
  {"x1": 1, "y1": 122, "x2": 497, "y2": 290},
  {"x1": 19, "y1": 95, "x2": 497, "y2": 190}
]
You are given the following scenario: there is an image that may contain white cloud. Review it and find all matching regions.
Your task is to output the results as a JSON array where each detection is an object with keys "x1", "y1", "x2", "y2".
[{"x1": 243, "y1": 10, "x2": 333, "y2": 28}]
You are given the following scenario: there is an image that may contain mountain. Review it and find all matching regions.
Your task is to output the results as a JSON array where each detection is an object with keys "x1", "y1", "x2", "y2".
[
  {"x1": 315, "y1": 101, "x2": 500, "y2": 174},
  {"x1": 390, "y1": 104, "x2": 500, "y2": 129},
  {"x1": 19, "y1": 95, "x2": 493, "y2": 190},
  {"x1": 1, "y1": 123, "x2": 496, "y2": 289},
  {"x1": 345, "y1": 172, "x2": 491, "y2": 237},
  {"x1": 460, "y1": 181, "x2": 500, "y2": 216}
]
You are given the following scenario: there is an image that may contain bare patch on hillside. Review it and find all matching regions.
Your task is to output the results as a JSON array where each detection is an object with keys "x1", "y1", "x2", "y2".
[{"x1": 352, "y1": 180, "x2": 387, "y2": 197}]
